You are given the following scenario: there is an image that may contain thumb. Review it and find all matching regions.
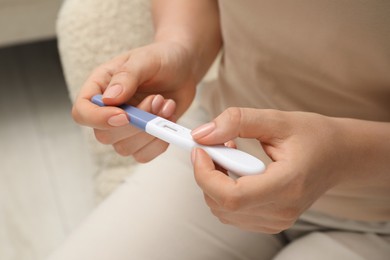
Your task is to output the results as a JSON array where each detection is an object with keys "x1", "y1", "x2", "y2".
[
  {"x1": 192, "y1": 107, "x2": 288, "y2": 145},
  {"x1": 102, "y1": 52, "x2": 161, "y2": 106}
]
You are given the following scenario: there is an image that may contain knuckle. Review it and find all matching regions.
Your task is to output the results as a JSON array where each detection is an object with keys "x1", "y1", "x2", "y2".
[
  {"x1": 225, "y1": 107, "x2": 242, "y2": 125},
  {"x1": 116, "y1": 69, "x2": 131, "y2": 77},
  {"x1": 210, "y1": 209, "x2": 229, "y2": 224},
  {"x1": 218, "y1": 216, "x2": 230, "y2": 225},
  {"x1": 71, "y1": 106, "x2": 82, "y2": 125},
  {"x1": 109, "y1": 67, "x2": 132, "y2": 84},
  {"x1": 71, "y1": 106, "x2": 85, "y2": 125},
  {"x1": 90, "y1": 66, "x2": 112, "y2": 83},
  {"x1": 134, "y1": 141, "x2": 168, "y2": 163},
  {"x1": 264, "y1": 109, "x2": 282, "y2": 119},
  {"x1": 90, "y1": 66, "x2": 105, "y2": 77},
  {"x1": 281, "y1": 207, "x2": 300, "y2": 222},
  {"x1": 113, "y1": 68, "x2": 137, "y2": 84},
  {"x1": 133, "y1": 153, "x2": 152, "y2": 163},
  {"x1": 113, "y1": 142, "x2": 132, "y2": 157},
  {"x1": 94, "y1": 130, "x2": 113, "y2": 145},
  {"x1": 158, "y1": 143, "x2": 169, "y2": 154}
]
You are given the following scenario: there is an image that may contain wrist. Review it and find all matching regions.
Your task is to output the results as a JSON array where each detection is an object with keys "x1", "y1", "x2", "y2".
[
  {"x1": 154, "y1": 31, "x2": 221, "y2": 84},
  {"x1": 331, "y1": 117, "x2": 390, "y2": 185},
  {"x1": 152, "y1": 0, "x2": 222, "y2": 83}
]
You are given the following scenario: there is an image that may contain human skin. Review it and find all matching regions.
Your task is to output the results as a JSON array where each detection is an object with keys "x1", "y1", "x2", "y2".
[
  {"x1": 71, "y1": 0, "x2": 221, "y2": 162},
  {"x1": 191, "y1": 108, "x2": 390, "y2": 233}
]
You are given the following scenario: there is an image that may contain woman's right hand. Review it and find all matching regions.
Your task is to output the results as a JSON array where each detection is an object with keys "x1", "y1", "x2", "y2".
[{"x1": 72, "y1": 41, "x2": 199, "y2": 162}]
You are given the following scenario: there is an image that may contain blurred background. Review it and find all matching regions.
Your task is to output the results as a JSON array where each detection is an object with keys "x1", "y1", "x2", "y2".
[{"x1": 0, "y1": 1, "x2": 96, "y2": 259}]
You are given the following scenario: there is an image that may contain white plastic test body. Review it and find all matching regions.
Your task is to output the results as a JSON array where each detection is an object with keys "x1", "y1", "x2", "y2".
[{"x1": 92, "y1": 95, "x2": 265, "y2": 176}]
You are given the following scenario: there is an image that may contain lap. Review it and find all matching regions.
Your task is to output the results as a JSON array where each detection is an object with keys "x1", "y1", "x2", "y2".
[
  {"x1": 49, "y1": 103, "x2": 390, "y2": 260},
  {"x1": 49, "y1": 145, "x2": 282, "y2": 260},
  {"x1": 275, "y1": 231, "x2": 390, "y2": 260}
]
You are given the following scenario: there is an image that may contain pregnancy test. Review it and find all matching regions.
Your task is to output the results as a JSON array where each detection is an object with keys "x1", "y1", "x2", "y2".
[{"x1": 91, "y1": 95, "x2": 265, "y2": 176}]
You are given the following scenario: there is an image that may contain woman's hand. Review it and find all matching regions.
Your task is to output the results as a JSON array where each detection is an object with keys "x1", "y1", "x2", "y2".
[
  {"x1": 72, "y1": 41, "x2": 198, "y2": 162},
  {"x1": 191, "y1": 108, "x2": 390, "y2": 233},
  {"x1": 72, "y1": 0, "x2": 221, "y2": 163}
]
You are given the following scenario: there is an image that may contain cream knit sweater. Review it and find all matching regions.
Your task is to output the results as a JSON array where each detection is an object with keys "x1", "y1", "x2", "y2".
[{"x1": 57, "y1": 0, "x2": 153, "y2": 199}]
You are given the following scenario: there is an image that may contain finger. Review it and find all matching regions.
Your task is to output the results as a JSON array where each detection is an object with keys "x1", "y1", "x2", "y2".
[
  {"x1": 112, "y1": 131, "x2": 155, "y2": 155},
  {"x1": 224, "y1": 140, "x2": 237, "y2": 149},
  {"x1": 77, "y1": 54, "x2": 131, "y2": 100},
  {"x1": 102, "y1": 50, "x2": 161, "y2": 106},
  {"x1": 192, "y1": 148, "x2": 238, "y2": 205},
  {"x1": 93, "y1": 95, "x2": 171, "y2": 133},
  {"x1": 138, "y1": 94, "x2": 176, "y2": 119},
  {"x1": 192, "y1": 108, "x2": 290, "y2": 145},
  {"x1": 194, "y1": 148, "x2": 290, "y2": 210},
  {"x1": 111, "y1": 131, "x2": 169, "y2": 160},
  {"x1": 94, "y1": 125, "x2": 137, "y2": 145},
  {"x1": 159, "y1": 99, "x2": 176, "y2": 120},
  {"x1": 72, "y1": 99, "x2": 128, "y2": 129},
  {"x1": 149, "y1": 94, "x2": 177, "y2": 121},
  {"x1": 123, "y1": 94, "x2": 172, "y2": 161},
  {"x1": 72, "y1": 62, "x2": 129, "y2": 129},
  {"x1": 132, "y1": 138, "x2": 169, "y2": 163},
  {"x1": 96, "y1": 95, "x2": 174, "y2": 161}
]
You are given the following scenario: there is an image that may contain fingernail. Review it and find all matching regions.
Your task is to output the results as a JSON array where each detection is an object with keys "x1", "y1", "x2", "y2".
[
  {"x1": 152, "y1": 95, "x2": 164, "y2": 114},
  {"x1": 161, "y1": 99, "x2": 175, "y2": 118},
  {"x1": 224, "y1": 141, "x2": 235, "y2": 148},
  {"x1": 191, "y1": 122, "x2": 216, "y2": 139},
  {"x1": 108, "y1": 114, "x2": 129, "y2": 127},
  {"x1": 103, "y1": 84, "x2": 123, "y2": 99}
]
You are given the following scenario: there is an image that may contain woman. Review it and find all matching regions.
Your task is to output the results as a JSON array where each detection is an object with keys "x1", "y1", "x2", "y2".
[{"x1": 52, "y1": 1, "x2": 390, "y2": 259}]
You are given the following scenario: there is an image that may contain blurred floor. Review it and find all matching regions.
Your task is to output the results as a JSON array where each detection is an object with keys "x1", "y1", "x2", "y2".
[{"x1": 0, "y1": 40, "x2": 95, "y2": 260}]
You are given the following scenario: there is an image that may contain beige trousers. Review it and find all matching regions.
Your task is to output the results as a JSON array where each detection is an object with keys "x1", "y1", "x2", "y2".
[{"x1": 49, "y1": 104, "x2": 390, "y2": 260}]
